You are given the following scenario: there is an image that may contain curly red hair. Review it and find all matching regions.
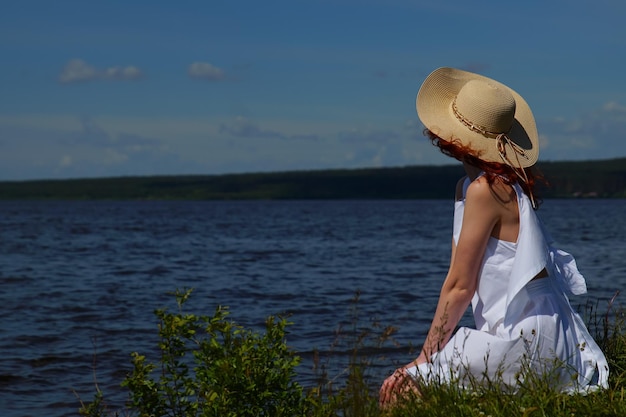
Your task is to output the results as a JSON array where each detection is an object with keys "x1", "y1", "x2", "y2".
[{"x1": 425, "y1": 129, "x2": 545, "y2": 207}]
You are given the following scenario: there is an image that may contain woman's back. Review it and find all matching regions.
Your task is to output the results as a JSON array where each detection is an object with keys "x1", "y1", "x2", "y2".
[{"x1": 454, "y1": 175, "x2": 520, "y2": 332}]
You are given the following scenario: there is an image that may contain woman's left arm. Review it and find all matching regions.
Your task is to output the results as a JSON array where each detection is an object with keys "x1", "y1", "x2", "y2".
[
  {"x1": 414, "y1": 179, "x2": 500, "y2": 363},
  {"x1": 380, "y1": 178, "x2": 501, "y2": 405}
]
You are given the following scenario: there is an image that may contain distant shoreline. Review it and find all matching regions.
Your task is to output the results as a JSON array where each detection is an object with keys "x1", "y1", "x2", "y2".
[{"x1": 1, "y1": 157, "x2": 625, "y2": 200}]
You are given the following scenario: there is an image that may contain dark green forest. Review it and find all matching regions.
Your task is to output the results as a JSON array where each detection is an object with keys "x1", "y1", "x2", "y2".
[{"x1": 0, "y1": 157, "x2": 624, "y2": 200}]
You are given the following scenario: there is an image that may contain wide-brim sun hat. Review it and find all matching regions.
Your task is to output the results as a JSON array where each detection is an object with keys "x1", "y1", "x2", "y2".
[{"x1": 417, "y1": 67, "x2": 539, "y2": 168}]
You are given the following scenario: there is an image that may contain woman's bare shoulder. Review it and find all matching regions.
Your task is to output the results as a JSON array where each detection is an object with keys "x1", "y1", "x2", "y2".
[
  {"x1": 464, "y1": 176, "x2": 503, "y2": 208},
  {"x1": 465, "y1": 176, "x2": 492, "y2": 198},
  {"x1": 466, "y1": 176, "x2": 515, "y2": 208}
]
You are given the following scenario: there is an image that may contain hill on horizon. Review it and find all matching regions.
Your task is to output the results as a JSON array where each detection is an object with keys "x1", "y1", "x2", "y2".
[{"x1": 0, "y1": 157, "x2": 625, "y2": 200}]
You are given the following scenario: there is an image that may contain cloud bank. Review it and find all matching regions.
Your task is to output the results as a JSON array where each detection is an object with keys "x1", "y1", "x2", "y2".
[
  {"x1": 219, "y1": 117, "x2": 318, "y2": 141},
  {"x1": 59, "y1": 59, "x2": 144, "y2": 84}
]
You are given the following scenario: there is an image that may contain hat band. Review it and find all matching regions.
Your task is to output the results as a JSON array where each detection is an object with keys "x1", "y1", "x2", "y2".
[
  {"x1": 451, "y1": 98, "x2": 529, "y2": 162},
  {"x1": 452, "y1": 98, "x2": 537, "y2": 208},
  {"x1": 452, "y1": 99, "x2": 508, "y2": 138}
]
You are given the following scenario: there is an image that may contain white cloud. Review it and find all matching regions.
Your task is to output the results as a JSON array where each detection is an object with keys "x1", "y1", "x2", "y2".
[
  {"x1": 59, "y1": 59, "x2": 144, "y2": 84},
  {"x1": 58, "y1": 59, "x2": 98, "y2": 83},
  {"x1": 188, "y1": 62, "x2": 225, "y2": 81}
]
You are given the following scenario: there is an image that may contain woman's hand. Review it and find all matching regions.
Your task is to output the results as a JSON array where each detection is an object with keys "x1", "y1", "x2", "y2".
[{"x1": 379, "y1": 366, "x2": 418, "y2": 408}]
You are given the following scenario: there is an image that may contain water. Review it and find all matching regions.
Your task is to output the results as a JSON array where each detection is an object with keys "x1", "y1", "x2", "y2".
[{"x1": 1, "y1": 199, "x2": 625, "y2": 416}]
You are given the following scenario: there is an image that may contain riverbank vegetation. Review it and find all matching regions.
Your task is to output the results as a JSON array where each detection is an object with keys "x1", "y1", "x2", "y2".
[
  {"x1": 77, "y1": 289, "x2": 626, "y2": 417},
  {"x1": 3, "y1": 157, "x2": 626, "y2": 200}
]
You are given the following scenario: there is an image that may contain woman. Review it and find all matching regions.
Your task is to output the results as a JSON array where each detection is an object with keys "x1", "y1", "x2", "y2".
[{"x1": 380, "y1": 67, "x2": 608, "y2": 405}]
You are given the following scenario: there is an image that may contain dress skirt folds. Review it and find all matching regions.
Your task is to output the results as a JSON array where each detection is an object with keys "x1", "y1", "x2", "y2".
[{"x1": 406, "y1": 177, "x2": 609, "y2": 392}]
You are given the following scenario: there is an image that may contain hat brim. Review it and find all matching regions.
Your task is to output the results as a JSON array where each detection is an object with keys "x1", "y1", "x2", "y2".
[{"x1": 416, "y1": 67, "x2": 539, "y2": 168}]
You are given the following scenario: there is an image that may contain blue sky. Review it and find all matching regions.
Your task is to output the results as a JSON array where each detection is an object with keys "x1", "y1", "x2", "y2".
[{"x1": 2, "y1": 0, "x2": 625, "y2": 180}]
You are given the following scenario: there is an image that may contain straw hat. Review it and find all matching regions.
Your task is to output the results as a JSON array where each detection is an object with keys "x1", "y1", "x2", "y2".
[{"x1": 417, "y1": 67, "x2": 539, "y2": 168}]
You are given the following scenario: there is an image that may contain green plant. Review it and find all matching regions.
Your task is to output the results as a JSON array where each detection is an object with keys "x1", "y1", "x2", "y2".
[{"x1": 80, "y1": 288, "x2": 310, "y2": 417}]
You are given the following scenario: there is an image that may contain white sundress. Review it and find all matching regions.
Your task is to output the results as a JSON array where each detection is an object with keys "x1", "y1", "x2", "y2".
[{"x1": 406, "y1": 176, "x2": 609, "y2": 392}]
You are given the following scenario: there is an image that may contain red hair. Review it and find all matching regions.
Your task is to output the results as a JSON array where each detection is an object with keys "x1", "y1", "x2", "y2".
[{"x1": 425, "y1": 129, "x2": 545, "y2": 207}]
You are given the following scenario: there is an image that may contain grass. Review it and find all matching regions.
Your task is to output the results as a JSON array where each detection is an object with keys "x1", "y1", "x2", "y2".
[
  {"x1": 77, "y1": 290, "x2": 626, "y2": 417},
  {"x1": 378, "y1": 293, "x2": 626, "y2": 417}
]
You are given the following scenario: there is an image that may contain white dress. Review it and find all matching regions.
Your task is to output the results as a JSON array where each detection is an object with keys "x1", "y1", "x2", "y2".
[{"x1": 406, "y1": 176, "x2": 609, "y2": 392}]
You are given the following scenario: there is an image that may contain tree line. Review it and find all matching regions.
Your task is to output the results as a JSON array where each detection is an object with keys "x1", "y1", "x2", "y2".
[{"x1": 0, "y1": 157, "x2": 624, "y2": 200}]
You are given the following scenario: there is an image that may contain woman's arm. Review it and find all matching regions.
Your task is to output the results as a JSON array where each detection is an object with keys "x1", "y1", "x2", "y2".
[
  {"x1": 380, "y1": 177, "x2": 502, "y2": 406},
  {"x1": 412, "y1": 177, "x2": 500, "y2": 364}
]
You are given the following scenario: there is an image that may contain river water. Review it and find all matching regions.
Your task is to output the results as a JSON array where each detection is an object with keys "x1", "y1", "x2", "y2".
[{"x1": 1, "y1": 198, "x2": 625, "y2": 416}]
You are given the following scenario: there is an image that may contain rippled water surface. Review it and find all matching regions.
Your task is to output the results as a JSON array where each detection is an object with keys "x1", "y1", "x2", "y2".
[{"x1": 1, "y1": 199, "x2": 625, "y2": 416}]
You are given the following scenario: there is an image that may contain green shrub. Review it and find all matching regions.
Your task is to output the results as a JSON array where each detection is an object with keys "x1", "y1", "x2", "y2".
[{"x1": 80, "y1": 288, "x2": 310, "y2": 417}]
